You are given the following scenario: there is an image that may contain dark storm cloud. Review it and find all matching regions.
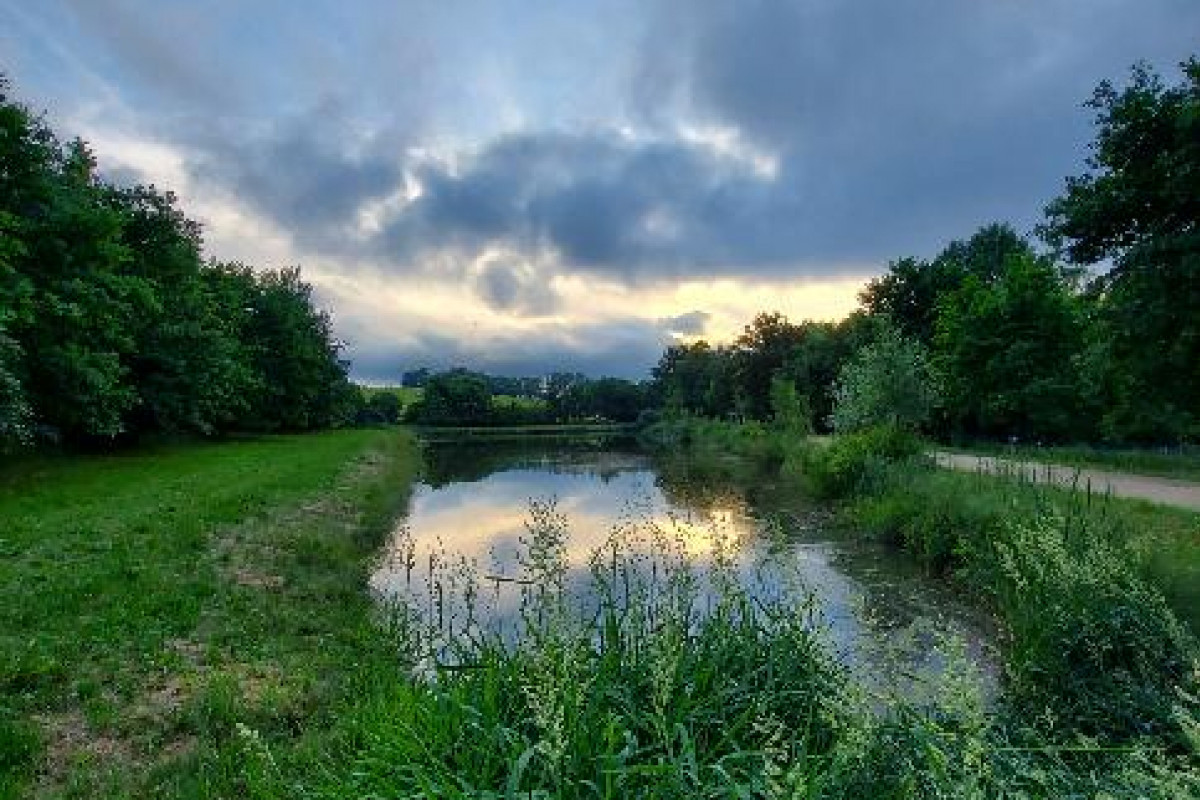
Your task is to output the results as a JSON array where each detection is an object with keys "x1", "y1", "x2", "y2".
[
  {"x1": 472, "y1": 256, "x2": 560, "y2": 316},
  {"x1": 349, "y1": 318, "x2": 673, "y2": 382},
  {"x1": 150, "y1": 0, "x2": 1198, "y2": 283},
  {"x1": 629, "y1": 0, "x2": 1200, "y2": 263},
  {"x1": 376, "y1": 131, "x2": 801, "y2": 279},
  {"x1": 186, "y1": 102, "x2": 405, "y2": 238},
  {"x1": 59, "y1": 0, "x2": 235, "y2": 108}
]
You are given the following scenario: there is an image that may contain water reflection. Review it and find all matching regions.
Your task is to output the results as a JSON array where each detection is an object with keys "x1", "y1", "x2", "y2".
[{"x1": 372, "y1": 439, "x2": 999, "y2": 693}]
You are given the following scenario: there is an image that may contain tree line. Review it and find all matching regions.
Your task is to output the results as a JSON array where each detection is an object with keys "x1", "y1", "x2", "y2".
[
  {"x1": 403, "y1": 368, "x2": 649, "y2": 426},
  {"x1": 651, "y1": 58, "x2": 1199, "y2": 445},
  {"x1": 0, "y1": 77, "x2": 358, "y2": 449}
]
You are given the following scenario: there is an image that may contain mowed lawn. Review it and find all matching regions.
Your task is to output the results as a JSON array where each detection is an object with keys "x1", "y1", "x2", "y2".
[{"x1": 0, "y1": 429, "x2": 419, "y2": 799}]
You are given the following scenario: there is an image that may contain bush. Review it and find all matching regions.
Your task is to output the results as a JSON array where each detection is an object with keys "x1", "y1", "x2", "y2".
[{"x1": 790, "y1": 426, "x2": 924, "y2": 500}]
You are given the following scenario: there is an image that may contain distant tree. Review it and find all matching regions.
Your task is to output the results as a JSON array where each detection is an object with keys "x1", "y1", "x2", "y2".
[
  {"x1": 652, "y1": 341, "x2": 735, "y2": 417},
  {"x1": 934, "y1": 253, "x2": 1086, "y2": 441},
  {"x1": 358, "y1": 390, "x2": 401, "y2": 425},
  {"x1": 1042, "y1": 58, "x2": 1200, "y2": 441},
  {"x1": 409, "y1": 370, "x2": 493, "y2": 425},
  {"x1": 585, "y1": 378, "x2": 645, "y2": 422},
  {"x1": 831, "y1": 323, "x2": 938, "y2": 434}
]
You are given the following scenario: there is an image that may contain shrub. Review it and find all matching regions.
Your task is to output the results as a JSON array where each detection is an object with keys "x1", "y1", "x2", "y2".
[
  {"x1": 831, "y1": 323, "x2": 939, "y2": 434},
  {"x1": 790, "y1": 425, "x2": 923, "y2": 500}
]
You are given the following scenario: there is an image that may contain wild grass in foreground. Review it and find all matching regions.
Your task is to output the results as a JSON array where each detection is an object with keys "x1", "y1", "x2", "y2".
[
  {"x1": 784, "y1": 428, "x2": 1199, "y2": 740},
  {"x1": 287, "y1": 497, "x2": 1198, "y2": 798},
  {"x1": 0, "y1": 429, "x2": 418, "y2": 798}
]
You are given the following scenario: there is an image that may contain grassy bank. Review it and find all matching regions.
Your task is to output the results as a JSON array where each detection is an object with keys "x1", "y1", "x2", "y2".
[
  {"x1": 0, "y1": 429, "x2": 419, "y2": 798},
  {"x1": 269, "y1": 495, "x2": 1191, "y2": 798},
  {"x1": 637, "y1": 419, "x2": 1199, "y2": 790}
]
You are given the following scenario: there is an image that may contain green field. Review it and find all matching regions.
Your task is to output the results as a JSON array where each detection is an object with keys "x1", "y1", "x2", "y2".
[
  {"x1": 0, "y1": 430, "x2": 419, "y2": 798},
  {"x1": 357, "y1": 385, "x2": 423, "y2": 410}
]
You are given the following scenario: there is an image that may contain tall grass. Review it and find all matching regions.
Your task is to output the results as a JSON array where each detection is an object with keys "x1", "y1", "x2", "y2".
[
  {"x1": 269, "y1": 492, "x2": 1199, "y2": 798},
  {"x1": 781, "y1": 428, "x2": 1199, "y2": 751}
]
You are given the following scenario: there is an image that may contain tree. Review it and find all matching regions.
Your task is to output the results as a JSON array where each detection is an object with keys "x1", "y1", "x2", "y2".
[
  {"x1": 860, "y1": 224, "x2": 1036, "y2": 345},
  {"x1": 1041, "y1": 59, "x2": 1200, "y2": 441},
  {"x1": 831, "y1": 323, "x2": 938, "y2": 434},
  {"x1": 651, "y1": 341, "x2": 735, "y2": 417},
  {"x1": 733, "y1": 312, "x2": 805, "y2": 419},
  {"x1": 934, "y1": 253, "x2": 1086, "y2": 441},
  {"x1": 409, "y1": 370, "x2": 493, "y2": 425}
]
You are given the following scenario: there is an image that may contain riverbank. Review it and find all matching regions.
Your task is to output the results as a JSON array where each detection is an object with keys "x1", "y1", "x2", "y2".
[
  {"x1": 5, "y1": 425, "x2": 1197, "y2": 796},
  {"x1": 0, "y1": 429, "x2": 419, "y2": 798},
  {"x1": 641, "y1": 420, "x2": 1199, "y2": 781}
]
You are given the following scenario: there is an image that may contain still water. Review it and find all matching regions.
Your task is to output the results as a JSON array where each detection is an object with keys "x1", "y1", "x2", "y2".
[{"x1": 372, "y1": 438, "x2": 999, "y2": 692}]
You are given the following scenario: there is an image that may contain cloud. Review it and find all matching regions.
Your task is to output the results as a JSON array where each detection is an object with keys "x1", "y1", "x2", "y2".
[
  {"x1": 186, "y1": 101, "x2": 406, "y2": 241},
  {"x1": 662, "y1": 310, "x2": 710, "y2": 336},
  {"x1": 9, "y1": 0, "x2": 1199, "y2": 378},
  {"x1": 349, "y1": 318, "x2": 673, "y2": 382},
  {"x1": 471, "y1": 254, "x2": 560, "y2": 316}
]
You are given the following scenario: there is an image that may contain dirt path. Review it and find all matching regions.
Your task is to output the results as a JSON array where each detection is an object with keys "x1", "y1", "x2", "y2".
[{"x1": 932, "y1": 451, "x2": 1200, "y2": 512}]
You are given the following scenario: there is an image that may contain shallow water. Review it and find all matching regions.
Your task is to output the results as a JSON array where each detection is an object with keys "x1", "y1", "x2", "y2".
[{"x1": 372, "y1": 438, "x2": 1000, "y2": 694}]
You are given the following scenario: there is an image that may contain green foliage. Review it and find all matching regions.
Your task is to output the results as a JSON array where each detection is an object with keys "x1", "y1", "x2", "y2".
[
  {"x1": 769, "y1": 374, "x2": 811, "y2": 433},
  {"x1": 652, "y1": 340, "x2": 736, "y2": 418},
  {"x1": 789, "y1": 426, "x2": 924, "y2": 500},
  {"x1": 733, "y1": 312, "x2": 806, "y2": 419},
  {"x1": 406, "y1": 369, "x2": 495, "y2": 425},
  {"x1": 0, "y1": 79, "x2": 356, "y2": 446},
  {"x1": 1043, "y1": 59, "x2": 1200, "y2": 442},
  {"x1": 994, "y1": 511, "x2": 1197, "y2": 744},
  {"x1": 859, "y1": 223, "x2": 1035, "y2": 345},
  {"x1": 934, "y1": 252, "x2": 1086, "y2": 441},
  {"x1": 831, "y1": 323, "x2": 939, "y2": 434}
]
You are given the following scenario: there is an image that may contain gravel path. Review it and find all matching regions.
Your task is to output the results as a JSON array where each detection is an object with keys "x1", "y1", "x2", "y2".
[{"x1": 932, "y1": 452, "x2": 1200, "y2": 512}]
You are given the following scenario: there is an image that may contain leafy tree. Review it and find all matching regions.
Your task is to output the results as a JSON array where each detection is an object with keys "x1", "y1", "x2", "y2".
[
  {"x1": 860, "y1": 224, "x2": 1036, "y2": 344},
  {"x1": 1042, "y1": 59, "x2": 1200, "y2": 441},
  {"x1": 733, "y1": 313, "x2": 805, "y2": 419},
  {"x1": 241, "y1": 267, "x2": 353, "y2": 431},
  {"x1": 401, "y1": 368, "x2": 430, "y2": 388},
  {"x1": 0, "y1": 76, "x2": 360, "y2": 446},
  {"x1": 831, "y1": 323, "x2": 938, "y2": 434},
  {"x1": 651, "y1": 341, "x2": 735, "y2": 417},
  {"x1": 934, "y1": 253, "x2": 1085, "y2": 441},
  {"x1": 408, "y1": 370, "x2": 493, "y2": 425}
]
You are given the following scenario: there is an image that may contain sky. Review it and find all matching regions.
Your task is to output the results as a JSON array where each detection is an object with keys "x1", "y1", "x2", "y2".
[{"x1": 1, "y1": 1, "x2": 1197, "y2": 381}]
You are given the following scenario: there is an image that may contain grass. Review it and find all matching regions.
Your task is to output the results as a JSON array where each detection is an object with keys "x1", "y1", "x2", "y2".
[
  {"x1": 781, "y1": 428, "x2": 1199, "y2": 740},
  {"x1": 292, "y1": 494, "x2": 1197, "y2": 798},
  {"x1": 952, "y1": 441, "x2": 1200, "y2": 481},
  {"x1": 5, "y1": 420, "x2": 1198, "y2": 796},
  {"x1": 0, "y1": 428, "x2": 419, "y2": 798}
]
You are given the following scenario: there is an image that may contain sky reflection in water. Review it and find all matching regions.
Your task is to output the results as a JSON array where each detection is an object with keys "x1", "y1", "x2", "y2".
[{"x1": 372, "y1": 441, "x2": 998, "y2": 695}]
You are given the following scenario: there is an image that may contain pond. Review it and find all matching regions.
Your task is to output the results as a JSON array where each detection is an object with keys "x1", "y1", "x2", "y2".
[{"x1": 372, "y1": 437, "x2": 1000, "y2": 695}]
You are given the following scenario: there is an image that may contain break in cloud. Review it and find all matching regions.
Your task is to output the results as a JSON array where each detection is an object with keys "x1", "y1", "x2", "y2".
[{"x1": 2, "y1": 0, "x2": 1197, "y2": 378}]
